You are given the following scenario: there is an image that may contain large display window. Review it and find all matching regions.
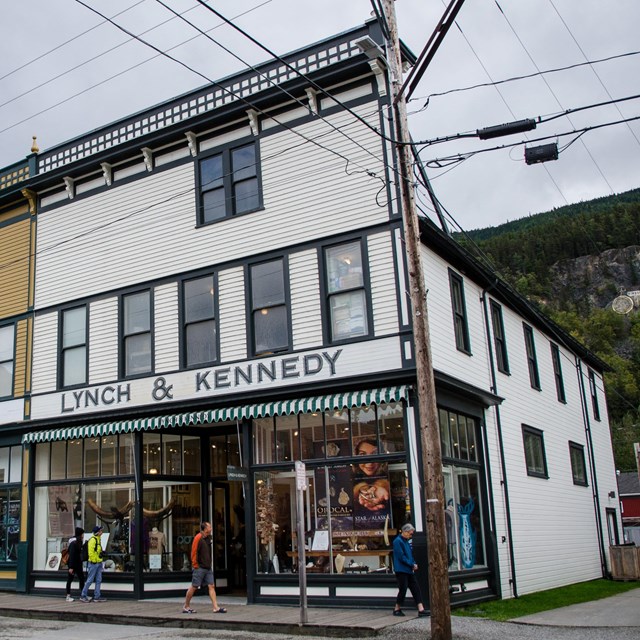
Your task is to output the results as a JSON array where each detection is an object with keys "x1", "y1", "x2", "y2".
[
  {"x1": 439, "y1": 408, "x2": 487, "y2": 571},
  {"x1": 0, "y1": 446, "x2": 21, "y2": 564},
  {"x1": 252, "y1": 401, "x2": 408, "y2": 575}
]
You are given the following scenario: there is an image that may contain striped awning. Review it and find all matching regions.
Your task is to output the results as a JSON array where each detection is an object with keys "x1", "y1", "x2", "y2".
[{"x1": 22, "y1": 385, "x2": 410, "y2": 444}]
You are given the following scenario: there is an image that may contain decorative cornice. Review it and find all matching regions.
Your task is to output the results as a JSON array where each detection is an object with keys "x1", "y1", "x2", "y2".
[{"x1": 21, "y1": 188, "x2": 37, "y2": 214}]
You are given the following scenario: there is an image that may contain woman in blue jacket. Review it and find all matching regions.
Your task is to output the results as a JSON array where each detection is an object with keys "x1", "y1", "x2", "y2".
[{"x1": 392, "y1": 523, "x2": 428, "y2": 617}]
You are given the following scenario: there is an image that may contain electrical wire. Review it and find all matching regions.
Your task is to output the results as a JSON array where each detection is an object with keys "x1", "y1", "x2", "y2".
[{"x1": 408, "y1": 49, "x2": 640, "y2": 112}]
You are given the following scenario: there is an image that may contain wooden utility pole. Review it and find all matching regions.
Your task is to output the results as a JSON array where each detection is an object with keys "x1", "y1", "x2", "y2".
[{"x1": 381, "y1": 1, "x2": 452, "y2": 639}]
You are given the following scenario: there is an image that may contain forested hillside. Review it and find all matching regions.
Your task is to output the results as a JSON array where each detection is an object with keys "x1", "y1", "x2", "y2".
[{"x1": 457, "y1": 188, "x2": 640, "y2": 471}]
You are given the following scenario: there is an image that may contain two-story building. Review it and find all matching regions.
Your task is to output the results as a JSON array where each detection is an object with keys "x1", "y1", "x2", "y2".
[{"x1": 0, "y1": 17, "x2": 621, "y2": 607}]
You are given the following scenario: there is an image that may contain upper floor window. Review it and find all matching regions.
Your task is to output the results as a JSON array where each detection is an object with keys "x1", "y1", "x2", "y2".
[
  {"x1": 0, "y1": 324, "x2": 15, "y2": 398},
  {"x1": 490, "y1": 301, "x2": 509, "y2": 374},
  {"x1": 523, "y1": 323, "x2": 540, "y2": 390},
  {"x1": 198, "y1": 141, "x2": 261, "y2": 224},
  {"x1": 122, "y1": 290, "x2": 152, "y2": 377},
  {"x1": 588, "y1": 369, "x2": 601, "y2": 421},
  {"x1": 569, "y1": 441, "x2": 588, "y2": 486},
  {"x1": 550, "y1": 343, "x2": 566, "y2": 403},
  {"x1": 60, "y1": 306, "x2": 87, "y2": 388},
  {"x1": 183, "y1": 275, "x2": 217, "y2": 367},
  {"x1": 522, "y1": 425, "x2": 548, "y2": 478},
  {"x1": 325, "y1": 241, "x2": 369, "y2": 342},
  {"x1": 250, "y1": 259, "x2": 289, "y2": 356},
  {"x1": 449, "y1": 270, "x2": 470, "y2": 353}
]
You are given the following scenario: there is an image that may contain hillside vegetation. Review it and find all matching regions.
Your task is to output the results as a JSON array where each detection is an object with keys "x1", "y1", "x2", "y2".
[{"x1": 457, "y1": 188, "x2": 640, "y2": 471}]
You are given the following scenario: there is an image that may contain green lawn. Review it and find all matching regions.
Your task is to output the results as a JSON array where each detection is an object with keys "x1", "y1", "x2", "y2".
[{"x1": 454, "y1": 579, "x2": 640, "y2": 621}]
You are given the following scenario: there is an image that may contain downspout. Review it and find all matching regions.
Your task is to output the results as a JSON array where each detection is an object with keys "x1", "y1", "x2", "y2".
[
  {"x1": 481, "y1": 288, "x2": 518, "y2": 598},
  {"x1": 576, "y1": 359, "x2": 607, "y2": 577}
]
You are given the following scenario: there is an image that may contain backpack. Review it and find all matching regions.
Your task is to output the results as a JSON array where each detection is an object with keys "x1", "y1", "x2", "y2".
[
  {"x1": 191, "y1": 532, "x2": 202, "y2": 569},
  {"x1": 81, "y1": 540, "x2": 89, "y2": 562}
]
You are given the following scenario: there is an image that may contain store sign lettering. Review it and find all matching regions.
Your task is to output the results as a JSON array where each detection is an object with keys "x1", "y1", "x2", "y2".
[
  {"x1": 195, "y1": 350, "x2": 342, "y2": 392},
  {"x1": 61, "y1": 384, "x2": 131, "y2": 413}
]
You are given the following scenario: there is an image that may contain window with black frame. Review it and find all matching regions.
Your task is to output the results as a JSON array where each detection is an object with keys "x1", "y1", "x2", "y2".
[
  {"x1": 438, "y1": 409, "x2": 486, "y2": 571},
  {"x1": 569, "y1": 441, "x2": 588, "y2": 486},
  {"x1": 122, "y1": 290, "x2": 152, "y2": 377},
  {"x1": 198, "y1": 141, "x2": 261, "y2": 224},
  {"x1": 252, "y1": 402, "x2": 407, "y2": 575},
  {"x1": 0, "y1": 446, "x2": 21, "y2": 563},
  {"x1": 588, "y1": 369, "x2": 601, "y2": 421},
  {"x1": 0, "y1": 323, "x2": 15, "y2": 399},
  {"x1": 449, "y1": 270, "x2": 471, "y2": 354},
  {"x1": 490, "y1": 301, "x2": 509, "y2": 374},
  {"x1": 250, "y1": 258, "x2": 289, "y2": 355},
  {"x1": 523, "y1": 324, "x2": 541, "y2": 390},
  {"x1": 183, "y1": 274, "x2": 217, "y2": 367},
  {"x1": 324, "y1": 240, "x2": 369, "y2": 342},
  {"x1": 522, "y1": 425, "x2": 548, "y2": 478},
  {"x1": 60, "y1": 305, "x2": 87, "y2": 388},
  {"x1": 550, "y1": 343, "x2": 566, "y2": 403}
]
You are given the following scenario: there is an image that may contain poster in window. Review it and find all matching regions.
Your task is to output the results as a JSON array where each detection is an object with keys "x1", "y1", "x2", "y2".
[
  {"x1": 352, "y1": 475, "x2": 391, "y2": 530},
  {"x1": 314, "y1": 465, "x2": 354, "y2": 532},
  {"x1": 48, "y1": 486, "x2": 75, "y2": 537},
  {"x1": 45, "y1": 552, "x2": 62, "y2": 571}
]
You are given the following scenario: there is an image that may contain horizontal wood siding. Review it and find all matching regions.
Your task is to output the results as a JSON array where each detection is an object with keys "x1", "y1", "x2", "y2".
[
  {"x1": 34, "y1": 100, "x2": 387, "y2": 310},
  {"x1": 13, "y1": 319, "x2": 28, "y2": 397},
  {"x1": 218, "y1": 266, "x2": 247, "y2": 362},
  {"x1": 421, "y1": 247, "x2": 491, "y2": 388},
  {"x1": 0, "y1": 216, "x2": 31, "y2": 316},
  {"x1": 367, "y1": 231, "x2": 399, "y2": 337},
  {"x1": 154, "y1": 282, "x2": 179, "y2": 373},
  {"x1": 89, "y1": 298, "x2": 118, "y2": 384},
  {"x1": 31, "y1": 313, "x2": 57, "y2": 394},
  {"x1": 289, "y1": 249, "x2": 323, "y2": 350}
]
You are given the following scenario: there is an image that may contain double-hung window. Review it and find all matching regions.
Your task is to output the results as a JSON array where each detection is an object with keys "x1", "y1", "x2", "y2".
[
  {"x1": 60, "y1": 306, "x2": 87, "y2": 388},
  {"x1": 198, "y1": 141, "x2": 261, "y2": 223},
  {"x1": 522, "y1": 425, "x2": 548, "y2": 478},
  {"x1": 523, "y1": 323, "x2": 540, "y2": 390},
  {"x1": 183, "y1": 275, "x2": 217, "y2": 367},
  {"x1": 490, "y1": 301, "x2": 509, "y2": 373},
  {"x1": 122, "y1": 290, "x2": 152, "y2": 377},
  {"x1": 589, "y1": 369, "x2": 601, "y2": 421},
  {"x1": 569, "y1": 441, "x2": 588, "y2": 486},
  {"x1": 550, "y1": 343, "x2": 566, "y2": 403},
  {"x1": 0, "y1": 324, "x2": 15, "y2": 398},
  {"x1": 325, "y1": 240, "x2": 369, "y2": 342},
  {"x1": 250, "y1": 259, "x2": 289, "y2": 355},
  {"x1": 449, "y1": 270, "x2": 470, "y2": 353}
]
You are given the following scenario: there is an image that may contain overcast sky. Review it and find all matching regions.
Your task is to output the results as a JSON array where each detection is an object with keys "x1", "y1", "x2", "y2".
[{"x1": 1, "y1": 0, "x2": 639, "y2": 231}]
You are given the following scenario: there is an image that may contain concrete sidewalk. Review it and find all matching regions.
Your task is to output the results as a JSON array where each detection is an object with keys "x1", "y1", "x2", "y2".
[
  {"x1": 511, "y1": 587, "x2": 640, "y2": 627},
  {"x1": 0, "y1": 588, "x2": 638, "y2": 637}
]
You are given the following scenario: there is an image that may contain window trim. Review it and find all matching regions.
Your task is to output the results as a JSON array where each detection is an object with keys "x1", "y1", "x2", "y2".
[
  {"x1": 490, "y1": 300, "x2": 509, "y2": 374},
  {"x1": 523, "y1": 323, "x2": 541, "y2": 390},
  {"x1": 588, "y1": 369, "x2": 601, "y2": 421},
  {"x1": 248, "y1": 256, "x2": 291, "y2": 357},
  {"x1": 58, "y1": 304, "x2": 89, "y2": 390},
  {"x1": 449, "y1": 269, "x2": 471, "y2": 354},
  {"x1": 196, "y1": 138, "x2": 263, "y2": 226},
  {"x1": 0, "y1": 322, "x2": 15, "y2": 400},
  {"x1": 522, "y1": 425, "x2": 548, "y2": 478},
  {"x1": 180, "y1": 272, "x2": 219, "y2": 369},
  {"x1": 120, "y1": 288, "x2": 154, "y2": 379},
  {"x1": 569, "y1": 441, "x2": 588, "y2": 486},
  {"x1": 550, "y1": 343, "x2": 566, "y2": 403},
  {"x1": 322, "y1": 237, "x2": 373, "y2": 345}
]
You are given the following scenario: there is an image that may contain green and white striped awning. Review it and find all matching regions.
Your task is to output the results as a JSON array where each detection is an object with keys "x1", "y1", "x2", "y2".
[{"x1": 22, "y1": 385, "x2": 410, "y2": 444}]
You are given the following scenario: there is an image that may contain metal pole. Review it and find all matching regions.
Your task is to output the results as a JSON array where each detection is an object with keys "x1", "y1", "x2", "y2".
[
  {"x1": 295, "y1": 461, "x2": 308, "y2": 624},
  {"x1": 381, "y1": 2, "x2": 452, "y2": 639}
]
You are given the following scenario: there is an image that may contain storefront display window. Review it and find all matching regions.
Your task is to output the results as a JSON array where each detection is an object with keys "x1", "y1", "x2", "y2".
[
  {"x1": 439, "y1": 409, "x2": 486, "y2": 571},
  {"x1": 0, "y1": 445, "x2": 21, "y2": 563}
]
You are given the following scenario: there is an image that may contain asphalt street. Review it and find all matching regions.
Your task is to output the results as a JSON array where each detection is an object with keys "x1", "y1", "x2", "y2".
[{"x1": 1, "y1": 616, "x2": 639, "y2": 640}]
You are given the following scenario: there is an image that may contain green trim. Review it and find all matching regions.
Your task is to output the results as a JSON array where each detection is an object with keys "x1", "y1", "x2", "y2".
[{"x1": 22, "y1": 385, "x2": 409, "y2": 444}]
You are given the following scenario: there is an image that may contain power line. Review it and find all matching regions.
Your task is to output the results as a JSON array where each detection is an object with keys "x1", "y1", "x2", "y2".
[{"x1": 408, "y1": 49, "x2": 640, "y2": 111}]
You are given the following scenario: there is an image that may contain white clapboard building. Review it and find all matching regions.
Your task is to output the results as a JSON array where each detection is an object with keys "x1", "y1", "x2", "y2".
[{"x1": 0, "y1": 17, "x2": 620, "y2": 606}]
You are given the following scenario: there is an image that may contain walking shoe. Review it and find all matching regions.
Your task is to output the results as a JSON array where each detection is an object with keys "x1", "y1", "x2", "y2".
[
  {"x1": 79, "y1": 596, "x2": 91, "y2": 603},
  {"x1": 418, "y1": 610, "x2": 429, "y2": 617},
  {"x1": 393, "y1": 609, "x2": 405, "y2": 616},
  {"x1": 182, "y1": 607, "x2": 197, "y2": 614},
  {"x1": 65, "y1": 595, "x2": 74, "y2": 602},
  {"x1": 93, "y1": 597, "x2": 107, "y2": 602}
]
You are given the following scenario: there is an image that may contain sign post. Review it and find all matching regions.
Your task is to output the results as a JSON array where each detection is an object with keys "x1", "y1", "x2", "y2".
[{"x1": 295, "y1": 460, "x2": 308, "y2": 625}]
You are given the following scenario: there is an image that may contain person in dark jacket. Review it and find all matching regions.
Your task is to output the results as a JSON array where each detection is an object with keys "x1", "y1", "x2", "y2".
[
  {"x1": 65, "y1": 527, "x2": 85, "y2": 602},
  {"x1": 182, "y1": 521, "x2": 226, "y2": 614},
  {"x1": 392, "y1": 523, "x2": 428, "y2": 617}
]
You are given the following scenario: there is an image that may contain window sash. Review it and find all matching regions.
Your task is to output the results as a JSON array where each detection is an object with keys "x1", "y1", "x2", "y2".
[
  {"x1": 449, "y1": 273, "x2": 470, "y2": 352},
  {"x1": 589, "y1": 370, "x2": 601, "y2": 420},
  {"x1": 251, "y1": 259, "x2": 289, "y2": 355},
  {"x1": 523, "y1": 325, "x2": 540, "y2": 389},
  {"x1": 183, "y1": 276, "x2": 217, "y2": 367},
  {"x1": 523, "y1": 427, "x2": 547, "y2": 477},
  {"x1": 490, "y1": 302, "x2": 509, "y2": 373},
  {"x1": 123, "y1": 292, "x2": 152, "y2": 376},
  {"x1": 61, "y1": 306, "x2": 87, "y2": 387},
  {"x1": 569, "y1": 442, "x2": 588, "y2": 486},
  {"x1": 551, "y1": 344, "x2": 566, "y2": 402},
  {"x1": 0, "y1": 325, "x2": 15, "y2": 398}
]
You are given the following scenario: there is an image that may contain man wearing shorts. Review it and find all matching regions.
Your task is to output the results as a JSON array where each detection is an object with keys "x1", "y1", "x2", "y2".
[{"x1": 182, "y1": 521, "x2": 226, "y2": 614}]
